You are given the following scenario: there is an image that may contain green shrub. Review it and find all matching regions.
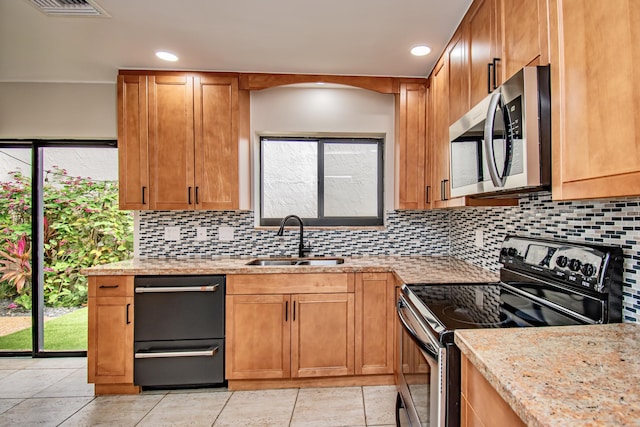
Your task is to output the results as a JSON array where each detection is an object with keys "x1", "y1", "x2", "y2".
[{"x1": 0, "y1": 167, "x2": 133, "y2": 308}]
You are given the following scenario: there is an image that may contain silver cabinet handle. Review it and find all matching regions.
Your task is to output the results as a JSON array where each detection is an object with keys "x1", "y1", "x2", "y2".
[
  {"x1": 135, "y1": 284, "x2": 219, "y2": 293},
  {"x1": 135, "y1": 346, "x2": 219, "y2": 359}
]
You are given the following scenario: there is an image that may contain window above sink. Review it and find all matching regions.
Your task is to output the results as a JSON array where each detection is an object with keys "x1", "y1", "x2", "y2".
[{"x1": 259, "y1": 136, "x2": 384, "y2": 227}]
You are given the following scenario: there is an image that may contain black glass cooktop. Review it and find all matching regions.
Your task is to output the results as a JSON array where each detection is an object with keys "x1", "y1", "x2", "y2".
[{"x1": 404, "y1": 281, "x2": 590, "y2": 344}]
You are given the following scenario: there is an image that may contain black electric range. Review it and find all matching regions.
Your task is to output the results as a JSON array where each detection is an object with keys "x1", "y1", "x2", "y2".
[{"x1": 396, "y1": 235, "x2": 624, "y2": 427}]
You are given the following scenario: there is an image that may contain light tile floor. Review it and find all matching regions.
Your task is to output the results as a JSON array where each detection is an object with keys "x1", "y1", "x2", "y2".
[{"x1": 0, "y1": 357, "x2": 398, "y2": 426}]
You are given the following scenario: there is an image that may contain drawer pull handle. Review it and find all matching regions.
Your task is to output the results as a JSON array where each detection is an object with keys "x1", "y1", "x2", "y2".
[
  {"x1": 134, "y1": 346, "x2": 219, "y2": 359},
  {"x1": 99, "y1": 285, "x2": 119, "y2": 289},
  {"x1": 135, "y1": 284, "x2": 220, "y2": 293}
]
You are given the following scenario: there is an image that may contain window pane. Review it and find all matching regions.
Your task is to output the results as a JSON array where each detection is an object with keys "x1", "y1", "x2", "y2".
[
  {"x1": 42, "y1": 147, "x2": 131, "y2": 351},
  {"x1": 262, "y1": 140, "x2": 318, "y2": 218},
  {"x1": 324, "y1": 143, "x2": 378, "y2": 217},
  {"x1": 0, "y1": 147, "x2": 32, "y2": 352}
]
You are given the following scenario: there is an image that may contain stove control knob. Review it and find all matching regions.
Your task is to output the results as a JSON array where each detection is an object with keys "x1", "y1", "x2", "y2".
[
  {"x1": 500, "y1": 247, "x2": 509, "y2": 256},
  {"x1": 568, "y1": 259, "x2": 582, "y2": 272},
  {"x1": 507, "y1": 248, "x2": 518, "y2": 257},
  {"x1": 556, "y1": 255, "x2": 568, "y2": 268},
  {"x1": 581, "y1": 263, "x2": 595, "y2": 277}
]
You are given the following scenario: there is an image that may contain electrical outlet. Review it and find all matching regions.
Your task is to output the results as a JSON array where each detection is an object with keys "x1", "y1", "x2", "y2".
[
  {"x1": 218, "y1": 226, "x2": 234, "y2": 241},
  {"x1": 196, "y1": 227, "x2": 208, "y2": 241},
  {"x1": 474, "y1": 229, "x2": 484, "y2": 248},
  {"x1": 475, "y1": 288, "x2": 484, "y2": 309},
  {"x1": 164, "y1": 226, "x2": 181, "y2": 241}
]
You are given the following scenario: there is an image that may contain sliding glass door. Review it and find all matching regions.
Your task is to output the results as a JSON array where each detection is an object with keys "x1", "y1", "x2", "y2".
[{"x1": 0, "y1": 141, "x2": 133, "y2": 356}]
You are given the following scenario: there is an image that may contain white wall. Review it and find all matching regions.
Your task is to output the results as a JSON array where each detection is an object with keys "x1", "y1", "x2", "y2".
[
  {"x1": 249, "y1": 85, "x2": 395, "y2": 216},
  {"x1": 0, "y1": 82, "x2": 116, "y2": 139}
]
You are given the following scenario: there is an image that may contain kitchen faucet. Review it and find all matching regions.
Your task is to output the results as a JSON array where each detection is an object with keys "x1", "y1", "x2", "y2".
[{"x1": 276, "y1": 215, "x2": 310, "y2": 258}]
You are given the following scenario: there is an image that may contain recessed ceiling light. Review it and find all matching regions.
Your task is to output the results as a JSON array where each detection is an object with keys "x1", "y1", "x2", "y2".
[
  {"x1": 411, "y1": 45, "x2": 431, "y2": 56},
  {"x1": 156, "y1": 51, "x2": 178, "y2": 62}
]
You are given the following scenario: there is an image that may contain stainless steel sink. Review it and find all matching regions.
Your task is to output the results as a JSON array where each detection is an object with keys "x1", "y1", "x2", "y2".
[{"x1": 246, "y1": 257, "x2": 345, "y2": 266}]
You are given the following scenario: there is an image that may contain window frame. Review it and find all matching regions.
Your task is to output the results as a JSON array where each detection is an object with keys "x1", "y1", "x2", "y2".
[{"x1": 259, "y1": 136, "x2": 384, "y2": 227}]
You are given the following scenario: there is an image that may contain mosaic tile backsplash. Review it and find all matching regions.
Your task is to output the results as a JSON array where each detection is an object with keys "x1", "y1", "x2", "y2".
[{"x1": 137, "y1": 192, "x2": 640, "y2": 323}]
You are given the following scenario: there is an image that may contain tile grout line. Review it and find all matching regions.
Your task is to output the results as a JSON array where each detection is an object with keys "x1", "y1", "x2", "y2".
[
  {"x1": 210, "y1": 388, "x2": 234, "y2": 426},
  {"x1": 287, "y1": 388, "x2": 300, "y2": 427},
  {"x1": 55, "y1": 396, "x2": 96, "y2": 426},
  {"x1": 134, "y1": 391, "x2": 169, "y2": 426}
]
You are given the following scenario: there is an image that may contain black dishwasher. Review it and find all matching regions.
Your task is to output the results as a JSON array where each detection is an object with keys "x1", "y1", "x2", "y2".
[{"x1": 134, "y1": 275, "x2": 225, "y2": 388}]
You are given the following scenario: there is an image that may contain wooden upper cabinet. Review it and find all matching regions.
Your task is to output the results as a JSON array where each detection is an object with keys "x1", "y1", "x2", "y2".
[
  {"x1": 430, "y1": 57, "x2": 451, "y2": 206},
  {"x1": 500, "y1": 0, "x2": 549, "y2": 81},
  {"x1": 117, "y1": 75, "x2": 149, "y2": 210},
  {"x1": 448, "y1": 27, "x2": 470, "y2": 125},
  {"x1": 549, "y1": 0, "x2": 640, "y2": 200},
  {"x1": 148, "y1": 75, "x2": 195, "y2": 210},
  {"x1": 194, "y1": 76, "x2": 239, "y2": 210},
  {"x1": 117, "y1": 71, "x2": 240, "y2": 211},
  {"x1": 396, "y1": 81, "x2": 429, "y2": 210},
  {"x1": 468, "y1": 0, "x2": 500, "y2": 107}
]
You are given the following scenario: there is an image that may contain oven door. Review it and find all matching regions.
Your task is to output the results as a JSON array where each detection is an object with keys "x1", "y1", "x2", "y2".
[{"x1": 396, "y1": 294, "x2": 445, "y2": 427}]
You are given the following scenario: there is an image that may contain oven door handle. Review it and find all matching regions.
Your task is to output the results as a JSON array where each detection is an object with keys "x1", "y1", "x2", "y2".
[
  {"x1": 135, "y1": 284, "x2": 220, "y2": 293},
  {"x1": 134, "y1": 345, "x2": 219, "y2": 359},
  {"x1": 397, "y1": 296, "x2": 442, "y2": 359}
]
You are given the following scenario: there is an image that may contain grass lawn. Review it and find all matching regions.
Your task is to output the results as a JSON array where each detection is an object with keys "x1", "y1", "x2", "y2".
[{"x1": 0, "y1": 307, "x2": 87, "y2": 351}]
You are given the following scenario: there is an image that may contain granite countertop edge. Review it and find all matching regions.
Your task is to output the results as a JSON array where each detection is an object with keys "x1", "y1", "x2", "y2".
[
  {"x1": 80, "y1": 255, "x2": 500, "y2": 285},
  {"x1": 455, "y1": 331, "x2": 542, "y2": 427},
  {"x1": 455, "y1": 324, "x2": 640, "y2": 427}
]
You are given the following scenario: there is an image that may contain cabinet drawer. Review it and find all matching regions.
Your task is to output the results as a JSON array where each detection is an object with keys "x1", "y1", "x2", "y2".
[
  {"x1": 227, "y1": 273, "x2": 354, "y2": 294},
  {"x1": 89, "y1": 276, "x2": 134, "y2": 298}
]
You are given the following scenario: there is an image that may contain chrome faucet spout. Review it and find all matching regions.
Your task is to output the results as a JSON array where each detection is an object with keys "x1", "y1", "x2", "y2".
[{"x1": 276, "y1": 215, "x2": 307, "y2": 258}]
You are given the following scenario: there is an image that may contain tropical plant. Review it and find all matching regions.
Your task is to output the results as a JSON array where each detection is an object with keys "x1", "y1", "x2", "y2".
[
  {"x1": 0, "y1": 167, "x2": 133, "y2": 308},
  {"x1": 0, "y1": 234, "x2": 31, "y2": 293}
]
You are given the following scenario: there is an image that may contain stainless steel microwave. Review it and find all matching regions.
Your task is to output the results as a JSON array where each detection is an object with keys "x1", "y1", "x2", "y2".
[{"x1": 449, "y1": 66, "x2": 551, "y2": 198}]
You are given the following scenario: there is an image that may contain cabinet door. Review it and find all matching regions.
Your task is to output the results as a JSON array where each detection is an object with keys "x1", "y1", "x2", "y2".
[
  {"x1": 501, "y1": 0, "x2": 548, "y2": 80},
  {"x1": 117, "y1": 75, "x2": 149, "y2": 210},
  {"x1": 468, "y1": 0, "x2": 499, "y2": 107},
  {"x1": 194, "y1": 76, "x2": 239, "y2": 210},
  {"x1": 430, "y1": 58, "x2": 451, "y2": 206},
  {"x1": 448, "y1": 27, "x2": 470, "y2": 125},
  {"x1": 550, "y1": 0, "x2": 640, "y2": 200},
  {"x1": 87, "y1": 295, "x2": 133, "y2": 384},
  {"x1": 148, "y1": 75, "x2": 195, "y2": 210},
  {"x1": 396, "y1": 82, "x2": 429, "y2": 209},
  {"x1": 355, "y1": 273, "x2": 394, "y2": 375},
  {"x1": 225, "y1": 294, "x2": 291, "y2": 380},
  {"x1": 291, "y1": 293, "x2": 355, "y2": 378}
]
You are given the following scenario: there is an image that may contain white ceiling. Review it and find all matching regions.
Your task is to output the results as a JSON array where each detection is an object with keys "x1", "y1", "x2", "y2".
[{"x1": 0, "y1": 0, "x2": 472, "y2": 84}]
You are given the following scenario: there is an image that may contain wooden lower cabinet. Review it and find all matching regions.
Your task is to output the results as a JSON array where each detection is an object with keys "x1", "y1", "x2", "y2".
[
  {"x1": 226, "y1": 292, "x2": 354, "y2": 380},
  {"x1": 87, "y1": 276, "x2": 139, "y2": 395},
  {"x1": 355, "y1": 273, "x2": 395, "y2": 375},
  {"x1": 461, "y1": 354, "x2": 525, "y2": 427},
  {"x1": 225, "y1": 294, "x2": 290, "y2": 379},
  {"x1": 225, "y1": 272, "x2": 397, "y2": 388}
]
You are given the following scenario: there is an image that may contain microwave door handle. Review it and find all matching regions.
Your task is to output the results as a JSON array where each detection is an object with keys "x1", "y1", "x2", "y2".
[{"x1": 484, "y1": 92, "x2": 510, "y2": 188}]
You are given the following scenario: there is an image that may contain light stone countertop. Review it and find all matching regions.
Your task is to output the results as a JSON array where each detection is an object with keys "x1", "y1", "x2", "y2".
[
  {"x1": 81, "y1": 255, "x2": 499, "y2": 285},
  {"x1": 455, "y1": 323, "x2": 640, "y2": 427}
]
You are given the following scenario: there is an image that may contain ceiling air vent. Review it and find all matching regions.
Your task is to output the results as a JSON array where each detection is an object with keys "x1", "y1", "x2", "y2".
[{"x1": 25, "y1": 0, "x2": 110, "y2": 17}]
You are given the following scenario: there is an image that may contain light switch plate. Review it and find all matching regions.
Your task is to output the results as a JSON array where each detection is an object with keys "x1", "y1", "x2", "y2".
[
  {"x1": 196, "y1": 227, "x2": 208, "y2": 241},
  {"x1": 474, "y1": 229, "x2": 484, "y2": 248},
  {"x1": 218, "y1": 226, "x2": 234, "y2": 241},
  {"x1": 164, "y1": 226, "x2": 181, "y2": 241}
]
